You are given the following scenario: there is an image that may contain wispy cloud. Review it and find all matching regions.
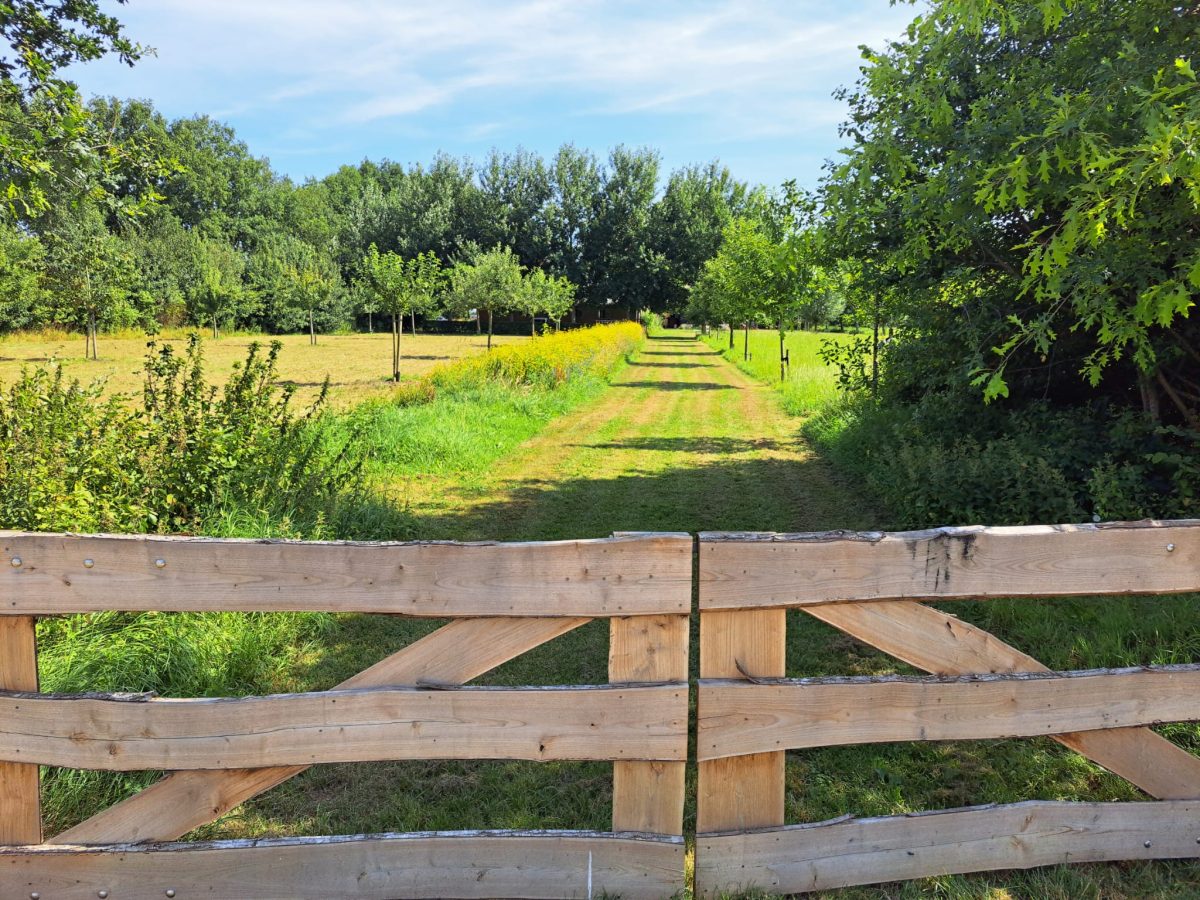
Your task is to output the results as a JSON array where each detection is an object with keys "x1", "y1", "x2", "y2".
[{"x1": 73, "y1": 0, "x2": 917, "y2": 184}]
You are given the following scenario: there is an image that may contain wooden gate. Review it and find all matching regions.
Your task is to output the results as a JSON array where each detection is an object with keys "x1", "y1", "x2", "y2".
[
  {"x1": 0, "y1": 531, "x2": 692, "y2": 900},
  {"x1": 695, "y1": 521, "x2": 1200, "y2": 896}
]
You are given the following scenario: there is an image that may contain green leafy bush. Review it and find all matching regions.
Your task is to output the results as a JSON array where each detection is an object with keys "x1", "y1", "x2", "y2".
[
  {"x1": 0, "y1": 336, "x2": 363, "y2": 535},
  {"x1": 806, "y1": 393, "x2": 1199, "y2": 528}
]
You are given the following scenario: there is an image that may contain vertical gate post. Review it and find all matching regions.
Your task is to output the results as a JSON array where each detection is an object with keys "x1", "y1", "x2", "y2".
[
  {"x1": 696, "y1": 608, "x2": 786, "y2": 836},
  {"x1": 0, "y1": 616, "x2": 40, "y2": 843},
  {"x1": 609, "y1": 613, "x2": 689, "y2": 834}
]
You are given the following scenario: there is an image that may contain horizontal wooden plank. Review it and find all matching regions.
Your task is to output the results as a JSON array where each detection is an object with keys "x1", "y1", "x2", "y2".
[
  {"x1": 1, "y1": 684, "x2": 687, "y2": 770},
  {"x1": 0, "y1": 532, "x2": 692, "y2": 616},
  {"x1": 695, "y1": 800, "x2": 1200, "y2": 896},
  {"x1": 55, "y1": 616, "x2": 590, "y2": 844},
  {"x1": 699, "y1": 520, "x2": 1200, "y2": 608},
  {"x1": 698, "y1": 665, "x2": 1200, "y2": 759},
  {"x1": 3, "y1": 830, "x2": 685, "y2": 900},
  {"x1": 806, "y1": 599, "x2": 1200, "y2": 799}
]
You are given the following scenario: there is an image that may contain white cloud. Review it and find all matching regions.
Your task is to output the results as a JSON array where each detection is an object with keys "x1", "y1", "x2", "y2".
[{"x1": 74, "y1": 0, "x2": 918, "y2": 180}]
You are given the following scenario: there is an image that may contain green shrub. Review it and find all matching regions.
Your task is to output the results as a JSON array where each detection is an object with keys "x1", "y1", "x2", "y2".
[
  {"x1": 806, "y1": 392, "x2": 1199, "y2": 528},
  {"x1": 0, "y1": 336, "x2": 364, "y2": 535}
]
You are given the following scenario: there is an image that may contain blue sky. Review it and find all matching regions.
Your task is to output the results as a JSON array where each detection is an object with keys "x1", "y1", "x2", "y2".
[{"x1": 75, "y1": 1, "x2": 919, "y2": 190}]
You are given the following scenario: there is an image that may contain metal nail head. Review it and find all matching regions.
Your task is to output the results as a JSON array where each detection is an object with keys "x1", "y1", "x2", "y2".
[
  {"x1": 10, "y1": 557, "x2": 21, "y2": 567},
  {"x1": 166, "y1": 891, "x2": 177, "y2": 898},
  {"x1": 30, "y1": 893, "x2": 40, "y2": 899},
  {"x1": 83, "y1": 558, "x2": 95, "y2": 568},
  {"x1": 1144, "y1": 840, "x2": 1152, "y2": 848},
  {"x1": 98, "y1": 892, "x2": 109, "y2": 899},
  {"x1": 1167, "y1": 543, "x2": 1176, "y2": 552},
  {"x1": 155, "y1": 558, "x2": 167, "y2": 568}
]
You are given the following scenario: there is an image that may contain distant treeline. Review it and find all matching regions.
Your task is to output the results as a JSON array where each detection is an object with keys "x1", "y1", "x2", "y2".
[{"x1": 0, "y1": 97, "x2": 785, "y2": 338}]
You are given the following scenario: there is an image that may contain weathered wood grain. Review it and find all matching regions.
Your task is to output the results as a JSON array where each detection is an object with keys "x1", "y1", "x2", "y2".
[
  {"x1": 0, "y1": 616, "x2": 39, "y2": 844},
  {"x1": 55, "y1": 616, "x2": 589, "y2": 844},
  {"x1": 3, "y1": 684, "x2": 687, "y2": 770},
  {"x1": 1, "y1": 532, "x2": 692, "y2": 616},
  {"x1": 609, "y1": 614, "x2": 689, "y2": 835},
  {"x1": 699, "y1": 521, "x2": 1200, "y2": 608},
  {"x1": 4, "y1": 830, "x2": 686, "y2": 900},
  {"x1": 695, "y1": 801, "x2": 1200, "y2": 896},
  {"x1": 699, "y1": 665, "x2": 1200, "y2": 759},
  {"x1": 697, "y1": 609, "x2": 785, "y2": 833},
  {"x1": 807, "y1": 599, "x2": 1200, "y2": 799}
]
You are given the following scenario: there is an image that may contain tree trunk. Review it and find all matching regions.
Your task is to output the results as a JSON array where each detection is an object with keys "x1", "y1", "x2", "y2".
[
  {"x1": 728, "y1": 323, "x2": 734, "y2": 350},
  {"x1": 477, "y1": 310, "x2": 482, "y2": 334},
  {"x1": 779, "y1": 320, "x2": 786, "y2": 382},
  {"x1": 309, "y1": 309, "x2": 316, "y2": 346},
  {"x1": 367, "y1": 310, "x2": 373, "y2": 334},
  {"x1": 532, "y1": 315, "x2": 536, "y2": 336},
  {"x1": 1139, "y1": 370, "x2": 1160, "y2": 422},
  {"x1": 872, "y1": 307, "x2": 880, "y2": 397},
  {"x1": 88, "y1": 310, "x2": 97, "y2": 360},
  {"x1": 392, "y1": 313, "x2": 401, "y2": 382},
  {"x1": 743, "y1": 322, "x2": 749, "y2": 361},
  {"x1": 411, "y1": 309, "x2": 417, "y2": 335},
  {"x1": 212, "y1": 315, "x2": 219, "y2": 340},
  {"x1": 488, "y1": 309, "x2": 493, "y2": 351}
]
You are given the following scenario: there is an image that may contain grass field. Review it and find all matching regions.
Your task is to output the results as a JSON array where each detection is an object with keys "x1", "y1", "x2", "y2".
[
  {"x1": 699, "y1": 326, "x2": 856, "y2": 414},
  {"x1": 0, "y1": 328, "x2": 529, "y2": 407},
  {"x1": 25, "y1": 328, "x2": 1200, "y2": 898}
]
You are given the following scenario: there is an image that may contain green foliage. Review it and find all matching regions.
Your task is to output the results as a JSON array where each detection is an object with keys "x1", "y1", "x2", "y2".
[
  {"x1": 0, "y1": 221, "x2": 45, "y2": 328},
  {"x1": 806, "y1": 392, "x2": 1200, "y2": 528},
  {"x1": 0, "y1": 335, "x2": 363, "y2": 533},
  {"x1": 638, "y1": 310, "x2": 664, "y2": 334},
  {"x1": 0, "y1": 0, "x2": 167, "y2": 221},
  {"x1": 518, "y1": 267, "x2": 574, "y2": 331},
  {"x1": 823, "y1": 0, "x2": 1199, "y2": 423}
]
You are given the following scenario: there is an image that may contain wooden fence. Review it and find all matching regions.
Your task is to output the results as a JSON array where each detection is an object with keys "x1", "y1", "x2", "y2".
[
  {"x1": 4, "y1": 522, "x2": 1200, "y2": 897},
  {"x1": 695, "y1": 520, "x2": 1200, "y2": 896},
  {"x1": 0, "y1": 531, "x2": 692, "y2": 900}
]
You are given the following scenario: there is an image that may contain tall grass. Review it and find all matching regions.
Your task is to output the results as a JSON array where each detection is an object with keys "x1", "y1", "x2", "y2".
[{"x1": 700, "y1": 328, "x2": 852, "y2": 415}]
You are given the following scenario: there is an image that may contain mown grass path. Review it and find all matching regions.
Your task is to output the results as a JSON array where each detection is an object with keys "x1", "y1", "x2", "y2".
[{"x1": 405, "y1": 331, "x2": 872, "y2": 540}]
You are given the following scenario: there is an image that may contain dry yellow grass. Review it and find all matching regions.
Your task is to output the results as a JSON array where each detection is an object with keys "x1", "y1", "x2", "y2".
[{"x1": 0, "y1": 330, "x2": 531, "y2": 408}]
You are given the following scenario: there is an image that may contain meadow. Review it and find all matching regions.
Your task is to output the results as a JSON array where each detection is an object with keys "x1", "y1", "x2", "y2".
[
  {"x1": 0, "y1": 328, "x2": 530, "y2": 408},
  {"x1": 699, "y1": 327, "x2": 856, "y2": 415}
]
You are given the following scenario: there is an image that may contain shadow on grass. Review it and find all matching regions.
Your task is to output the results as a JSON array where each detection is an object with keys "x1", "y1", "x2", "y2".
[
  {"x1": 614, "y1": 380, "x2": 736, "y2": 391},
  {"x1": 579, "y1": 436, "x2": 786, "y2": 454},
  {"x1": 632, "y1": 361, "x2": 714, "y2": 369}
]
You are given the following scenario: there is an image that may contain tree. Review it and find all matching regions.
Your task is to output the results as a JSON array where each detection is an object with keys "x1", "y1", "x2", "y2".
[
  {"x1": 0, "y1": 224, "x2": 46, "y2": 330},
  {"x1": 40, "y1": 204, "x2": 133, "y2": 357},
  {"x1": 444, "y1": 246, "x2": 524, "y2": 350},
  {"x1": 581, "y1": 146, "x2": 664, "y2": 315},
  {"x1": 0, "y1": 1, "x2": 163, "y2": 222},
  {"x1": 357, "y1": 245, "x2": 443, "y2": 380},
  {"x1": 822, "y1": 0, "x2": 1200, "y2": 423},
  {"x1": 191, "y1": 237, "x2": 245, "y2": 338},
  {"x1": 520, "y1": 269, "x2": 575, "y2": 333}
]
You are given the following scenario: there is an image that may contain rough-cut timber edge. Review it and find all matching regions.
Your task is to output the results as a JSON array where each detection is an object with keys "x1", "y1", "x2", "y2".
[
  {"x1": 55, "y1": 616, "x2": 590, "y2": 844},
  {"x1": 699, "y1": 520, "x2": 1200, "y2": 608},
  {"x1": 805, "y1": 599, "x2": 1200, "y2": 800},
  {"x1": 0, "y1": 617, "x2": 39, "y2": 843},
  {"x1": 0, "y1": 531, "x2": 692, "y2": 616},
  {"x1": 2, "y1": 830, "x2": 685, "y2": 900},
  {"x1": 694, "y1": 801, "x2": 1200, "y2": 897},
  {"x1": 609, "y1": 613, "x2": 689, "y2": 835},
  {"x1": 698, "y1": 664, "x2": 1200, "y2": 759},
  {"x1": 0, "y1": 683, "x2": 687, "y2": 770},
  {"x1": 696, "y1": 608, "x2": 786, "y2": 834}
]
